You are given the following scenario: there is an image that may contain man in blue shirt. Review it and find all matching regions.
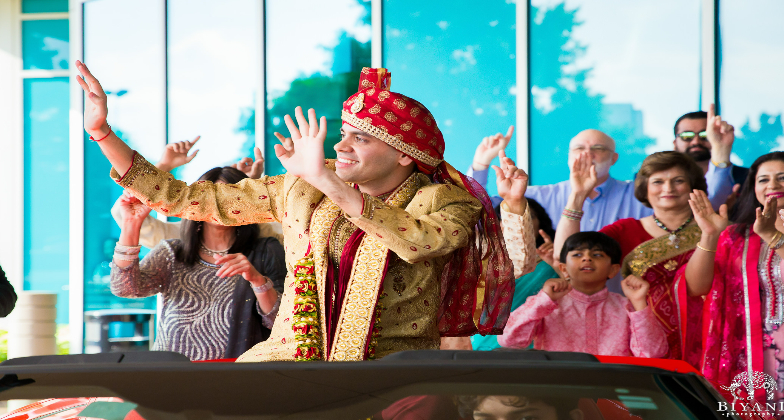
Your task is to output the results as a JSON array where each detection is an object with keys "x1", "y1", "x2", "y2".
[{"x1": 468, "y1": 126, "x2": 735, "y2": 232}]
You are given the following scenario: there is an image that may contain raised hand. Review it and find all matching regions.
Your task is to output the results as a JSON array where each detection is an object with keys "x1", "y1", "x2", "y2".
[
  {"x1": 233, "y1": 146, "x2": 264, "y2": 179},
  {"x1": 569, "y1": 152, "x2": 598, "y2": 199},
  {"x1": 473, "y1": 126, "x2": 514, "y2": 170},
  {"x1": 536, "y1": 230, "x2": 556, "y2": 268},
  {"x1": 543, "y1": 277, "x2": 571, "y2": 301},
  {"x1": 621, "y1": 275, "x2": 650, "y2": 311},
  {"x1": 754, "y1": 195, "x2": 781, "y2": 242},
  {"x1": 75, "y1": 60, "x2": 110, "y2": 138},
  {"x1": 725, "y1": 183, "x2": 741, "y2": 210},
  {"x1": 117, "y1": 191, "x2": 152, "y2": 223},
  {"x1": 158, "y1": 136, "x2": 200, "y2": 172},
  {"x1": 214, "y1": 253, "x2": 266, "y2": 285},
  {"x1": 273, "y1": 132, "x2": 294, "y2": 152},
  {"x1": 706, "y1": 103, "x2": 734, "y2": 164},
  {"x1": 492, "y1": 150, "x2": 529, "y2": 214},
  {"x1": 273, "y1": 107, "x2": 327, "y2": 181},
  {"x1": 689, "y1": 189, "x2": 729, "y2": 237}
]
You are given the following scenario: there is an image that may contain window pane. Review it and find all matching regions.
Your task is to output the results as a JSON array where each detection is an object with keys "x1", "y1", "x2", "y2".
[
  {"x1": 719, "y1": 0, "x2": 784, "y2": 166},
  {"x1": 167, "y1": 0, "x2": 259, "y2": 182},
  {"x1": 83, "y1": 0, "x2": 165, "y2": 314},
  {"x1": 384, "y1": 0, "x2": 516, "y2": 196},
  {"x1": 265, "y1": 0, "x2": 371, "y2": 176},
  {"x1": 22, "y1": 19, "x2": 69, "y2": 70},
  {"x1": 24, "y1": 77, "x2": 69, "y2": 323},
  {"x1": 529, "y1": 0, "x2": 700, "y2": 185},
  {"x1": 22, "y1": 0, "x2": 68, "y2": 13}
]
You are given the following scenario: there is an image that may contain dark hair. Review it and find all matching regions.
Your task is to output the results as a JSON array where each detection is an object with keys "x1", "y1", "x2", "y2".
[
  {"x1": 177, "y1": 167, "x2": 260, "y2": 265},
  {"x1": 455, "y1": 395, "x2": 576, "y2": 419},
  {"x1": 560, "y1": 231, "x2": 622, "y2": 264},
  {"x1": 634, "y1": 151, "x2": 707, "y2": 208},
  {"x1": 492, "y1": 198, "x2": 555, "y2": 248},
  {"x1": 674, "y1": 111, "x2": 707, "y2": 136},
  {"x1": 731, "y1": 152, "x2": 784, "y2": 233}
]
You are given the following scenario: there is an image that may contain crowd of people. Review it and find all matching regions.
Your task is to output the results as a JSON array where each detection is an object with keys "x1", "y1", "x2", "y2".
[{"x1": 73, "y1": 59, "x2": 784, "y2": 406}]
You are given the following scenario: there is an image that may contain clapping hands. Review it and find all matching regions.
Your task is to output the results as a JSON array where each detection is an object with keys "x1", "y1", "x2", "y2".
[
  {"x1": 493, "y1": 150, "x2": 529, "y2": 215},
  {"x1": 569, "y1": 152, "x2": 598, "y2": 199},
  {"x1": 473, "y1": 126, "x2": 514, "y2": 170},
  {"x1": 689, "y1": 189, "x2": 729, "y2": 238}
]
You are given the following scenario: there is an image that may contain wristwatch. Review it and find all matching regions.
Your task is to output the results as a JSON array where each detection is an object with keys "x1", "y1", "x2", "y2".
[{"x1": 711, "y1": 160, "x2": 730, "y2": 169}]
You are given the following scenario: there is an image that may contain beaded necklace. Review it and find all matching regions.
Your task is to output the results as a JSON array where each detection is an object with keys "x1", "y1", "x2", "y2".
[{"x1": 653, "y1": 215, "x2": 693, "y2": 249}]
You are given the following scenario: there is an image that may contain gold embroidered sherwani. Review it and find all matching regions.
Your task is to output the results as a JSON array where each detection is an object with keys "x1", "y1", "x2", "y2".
[{"x1": 111, "y1": 154, "x2": 482, "y2": 361}]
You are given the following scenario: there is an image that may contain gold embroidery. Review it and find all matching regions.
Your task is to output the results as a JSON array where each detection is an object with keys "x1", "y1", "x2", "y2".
[
  {"x1": 384, "y1": 112, "x2": 398, "y2": 122},
  {"x1": 369, "y1": 104, "x2": 381, "y2": 114},
  {"x1": 401, "y1": 121, "x2": 413, "y2": 131},
  {"x1": 350, "y1": 93, "x2": 365, "y2": 114},
  {"x1": 622, "y1": 224, "x2": 701, "y2": 278},
  {"x1": 366, "y1": 87, "x2": 376, "y2": 96},
  {"x1": 309, "y1": 197, "x2": 343, "y2": 358},
  {"x1": 394, "y1": 99, "x2": 406, "y2": 109},
  {"x1": 341, "y1": 110, "x2": 443, "y2": 168},
  {"x1": 378, "y1": 91, "x2": 390, "y2": 101},
  {"x1": 416, "y1": 129, "x2": 426, "y2": 139},
  {"x1": 663, "y1": 260, "x2": 678, "y2": 272},
  {"x1": 410, "y1": 107, "x2": 421, "y2": 117},
  {"x1": 361, "y1": 79, "x2": 374, "y2": 88}
]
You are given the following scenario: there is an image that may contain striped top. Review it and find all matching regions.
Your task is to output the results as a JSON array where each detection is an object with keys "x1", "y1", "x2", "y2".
[{"x1": 111, "y1": 239, "x2": 277, "y2": 361}]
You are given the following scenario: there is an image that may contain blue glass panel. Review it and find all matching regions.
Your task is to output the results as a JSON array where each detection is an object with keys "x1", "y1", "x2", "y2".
[
  {"x1": 719, "y1": 0, "x2": 784, "y2": 167},
  {"x1": 24, "y1": 77, "x2": 70, "y2": 324},
  {"x1": 168, "y1": 0, "x2": 259, "y2": 182},
  {"x1": 22, "y1": 0, "x2": 68, "y2": 13},
  {"x1": 384, "y1": 0, "x2": 516, "y2": 196},
  {"x1": 83, "y1": 0, "x2": 165, "y2": 314},
  {"x1": 529, "y1": 0, "x2": 700, "y2": 185},
  {"x1": 22, "y1": 19, "x2": 69, "y2": 70},
  {"x1": 265, "y1": 0, "x2": 371, "y2": 176}
]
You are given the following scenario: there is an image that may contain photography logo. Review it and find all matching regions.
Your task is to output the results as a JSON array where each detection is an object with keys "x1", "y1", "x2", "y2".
[{"x1": 717, "y1": 371, "x2": 781, "y2": 417}]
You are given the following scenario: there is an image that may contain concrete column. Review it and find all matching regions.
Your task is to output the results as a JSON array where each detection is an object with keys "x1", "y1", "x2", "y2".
[{"x1": 8, "y1": 292, "x2": 57, "y2": 359}]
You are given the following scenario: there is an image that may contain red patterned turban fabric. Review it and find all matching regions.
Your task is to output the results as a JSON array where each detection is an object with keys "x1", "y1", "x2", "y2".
[{"x1": 341, "y1": 68, "x2": 515, "y2": 336}]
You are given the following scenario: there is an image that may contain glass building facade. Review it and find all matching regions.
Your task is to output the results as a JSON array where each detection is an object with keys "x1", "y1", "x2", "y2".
[{"x1": 4, "y1": 0, "x2": 783, "y2": 351}]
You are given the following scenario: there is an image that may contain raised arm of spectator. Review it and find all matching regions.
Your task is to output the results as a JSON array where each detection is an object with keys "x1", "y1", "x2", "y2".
[
  {"x1": 466, "y1": 126, "x2": 514, "y2": 184},
  {"x1": 684, "y1": 190, "x2": 729, "y2": 296},
  {"x1": 492, "y1": 150, "x2": 536, "y2": 278},
  {"x1": 553, "y1": 152, "x2": 598, "y2": 258},
  {"x1": 704, "y1": 103, "x2": 737, "y2": 210}
]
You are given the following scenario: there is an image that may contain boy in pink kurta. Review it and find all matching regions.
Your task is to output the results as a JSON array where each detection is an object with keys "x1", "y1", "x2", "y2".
[{"x1": 498, "y1": 232, "x2": 668, "y2": 358}]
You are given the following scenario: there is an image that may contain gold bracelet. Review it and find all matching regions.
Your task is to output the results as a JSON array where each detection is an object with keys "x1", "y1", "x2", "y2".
[
  {"x1": 770, "y1": 231, "x2": 784, "y2": 250},
  {"x1": 696, "y1": 243, "x2": 717, "y2": 253}
]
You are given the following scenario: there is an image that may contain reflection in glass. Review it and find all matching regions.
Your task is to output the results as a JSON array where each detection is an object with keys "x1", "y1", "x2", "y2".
[
  {"x1": 265, "y1": 0, "x2": 372, "y2": 176},
  {"x1": 83, "y1": 0, "x2": 164, "y2": 314},
  {"x1": 168, "y1": 0, "x2": 259, "y2": 183},
  {"x1": 529, "y1": 0, "x2": 700, "y2": 184},
  {"x1": 24, "y1": 78, "x2": 70, "y2": 324},
  {"x1": 384, "y1": 0, "x2": 516, "y2": 196},
  {"x1": 719, "y1": 0, "x2": 784, "y2": 166},
  {"x1": 22, "y1": 20, "x2": 69, "y2": 70},
  {"x1": 22, "y1": 0, "x2": 68, "y2": 13}
]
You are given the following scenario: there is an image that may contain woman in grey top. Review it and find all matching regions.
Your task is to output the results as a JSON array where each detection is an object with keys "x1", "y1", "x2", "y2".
[{"x1": 112, "y1": 166, "x2": 286, "y2": 361}]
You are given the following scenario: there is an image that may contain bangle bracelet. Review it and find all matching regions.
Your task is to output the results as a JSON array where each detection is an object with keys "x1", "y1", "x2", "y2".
[
  {"x1": 89, "y1": 125, "x2": 112, "y2": 142},
  {"x1": 113, "y1": 253, "x2": 139, "y2": 261},
  {"x1": 770, "y1": 231, "x2": 784, "y2": 250},
  {"x1": 696, "y1": 243, "x2": 717, "y2": 253},
  {"x1": 252, "y1": 277, "x2": 273, "y2": 294}
]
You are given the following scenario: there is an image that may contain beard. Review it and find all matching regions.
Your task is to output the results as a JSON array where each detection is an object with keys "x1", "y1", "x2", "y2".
[
  {"x1": 686, "y1": 145, "x2": 711, "y2": 162},
  {"x1": 593, "y1": 159, "x2": 612, "y2": 179}
]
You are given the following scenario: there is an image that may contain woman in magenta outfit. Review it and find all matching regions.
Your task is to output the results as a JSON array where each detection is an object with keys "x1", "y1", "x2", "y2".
[
  {"x1": 680, "y1": 152, "x2": 784, "y2": 403},
  {"x1": 553, "y1": 151, "x2": 724, "y2": 366}
]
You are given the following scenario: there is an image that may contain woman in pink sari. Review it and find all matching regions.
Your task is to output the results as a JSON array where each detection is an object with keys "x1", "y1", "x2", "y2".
[{"x1": 682, "y1": 152, "x2": 784, "y2": 403}]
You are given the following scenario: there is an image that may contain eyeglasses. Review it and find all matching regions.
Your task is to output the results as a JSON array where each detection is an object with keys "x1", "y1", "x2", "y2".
[
  {"x1": 569, "y1": 145, "x2": 614, "y2": 154},
  {"x1": 677, "y1": 131, "x2": 708, "y2": 142}
]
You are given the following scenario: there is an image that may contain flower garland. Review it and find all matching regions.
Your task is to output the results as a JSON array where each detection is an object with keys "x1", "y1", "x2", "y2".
[{"x1": 292, "y1": 254, "x2": 323, "y2": 361}]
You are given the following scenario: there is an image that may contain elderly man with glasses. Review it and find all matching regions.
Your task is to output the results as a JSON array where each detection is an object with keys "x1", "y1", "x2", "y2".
[
  {"x1": 673, "y1": 104, "x2": 747, "y2": 209},
  {"x1": 469, "y1": 128, "x2": 652, "y2": 232}
]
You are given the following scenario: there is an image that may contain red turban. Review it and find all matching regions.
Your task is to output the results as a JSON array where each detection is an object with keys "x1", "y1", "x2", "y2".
[{"x1": 341, "y1": 68, "x2": 515, "y2": 337}]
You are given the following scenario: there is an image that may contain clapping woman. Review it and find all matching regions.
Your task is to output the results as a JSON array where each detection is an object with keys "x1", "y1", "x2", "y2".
[{"x1": 112, "y1": 166, "x2": 286, "y2": 361}]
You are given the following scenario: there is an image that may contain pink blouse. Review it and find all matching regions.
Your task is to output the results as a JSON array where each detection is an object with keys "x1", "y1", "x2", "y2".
[{"x1": 498, "y1": 288, "x2": 668, "y2": 358}]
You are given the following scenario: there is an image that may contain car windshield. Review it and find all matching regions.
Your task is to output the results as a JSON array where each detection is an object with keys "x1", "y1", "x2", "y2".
[{"x1": 0, "y1": 359, "x2": 727, "y2": 420}]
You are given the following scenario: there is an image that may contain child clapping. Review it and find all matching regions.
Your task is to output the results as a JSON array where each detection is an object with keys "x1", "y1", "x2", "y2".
[{"x1": 498, "y1": 232, "x2": 668, "y2": 358}]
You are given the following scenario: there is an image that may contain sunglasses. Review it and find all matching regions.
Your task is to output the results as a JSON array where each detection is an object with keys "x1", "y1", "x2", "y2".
[{"x1": 677, "y1": 131, "x2": 708, "y2": 141}]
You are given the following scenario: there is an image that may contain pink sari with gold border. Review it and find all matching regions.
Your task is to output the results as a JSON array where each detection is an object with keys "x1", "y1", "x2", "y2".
[{"x1": 677, "y1": 227, "x2": 766, "y2": 401}]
